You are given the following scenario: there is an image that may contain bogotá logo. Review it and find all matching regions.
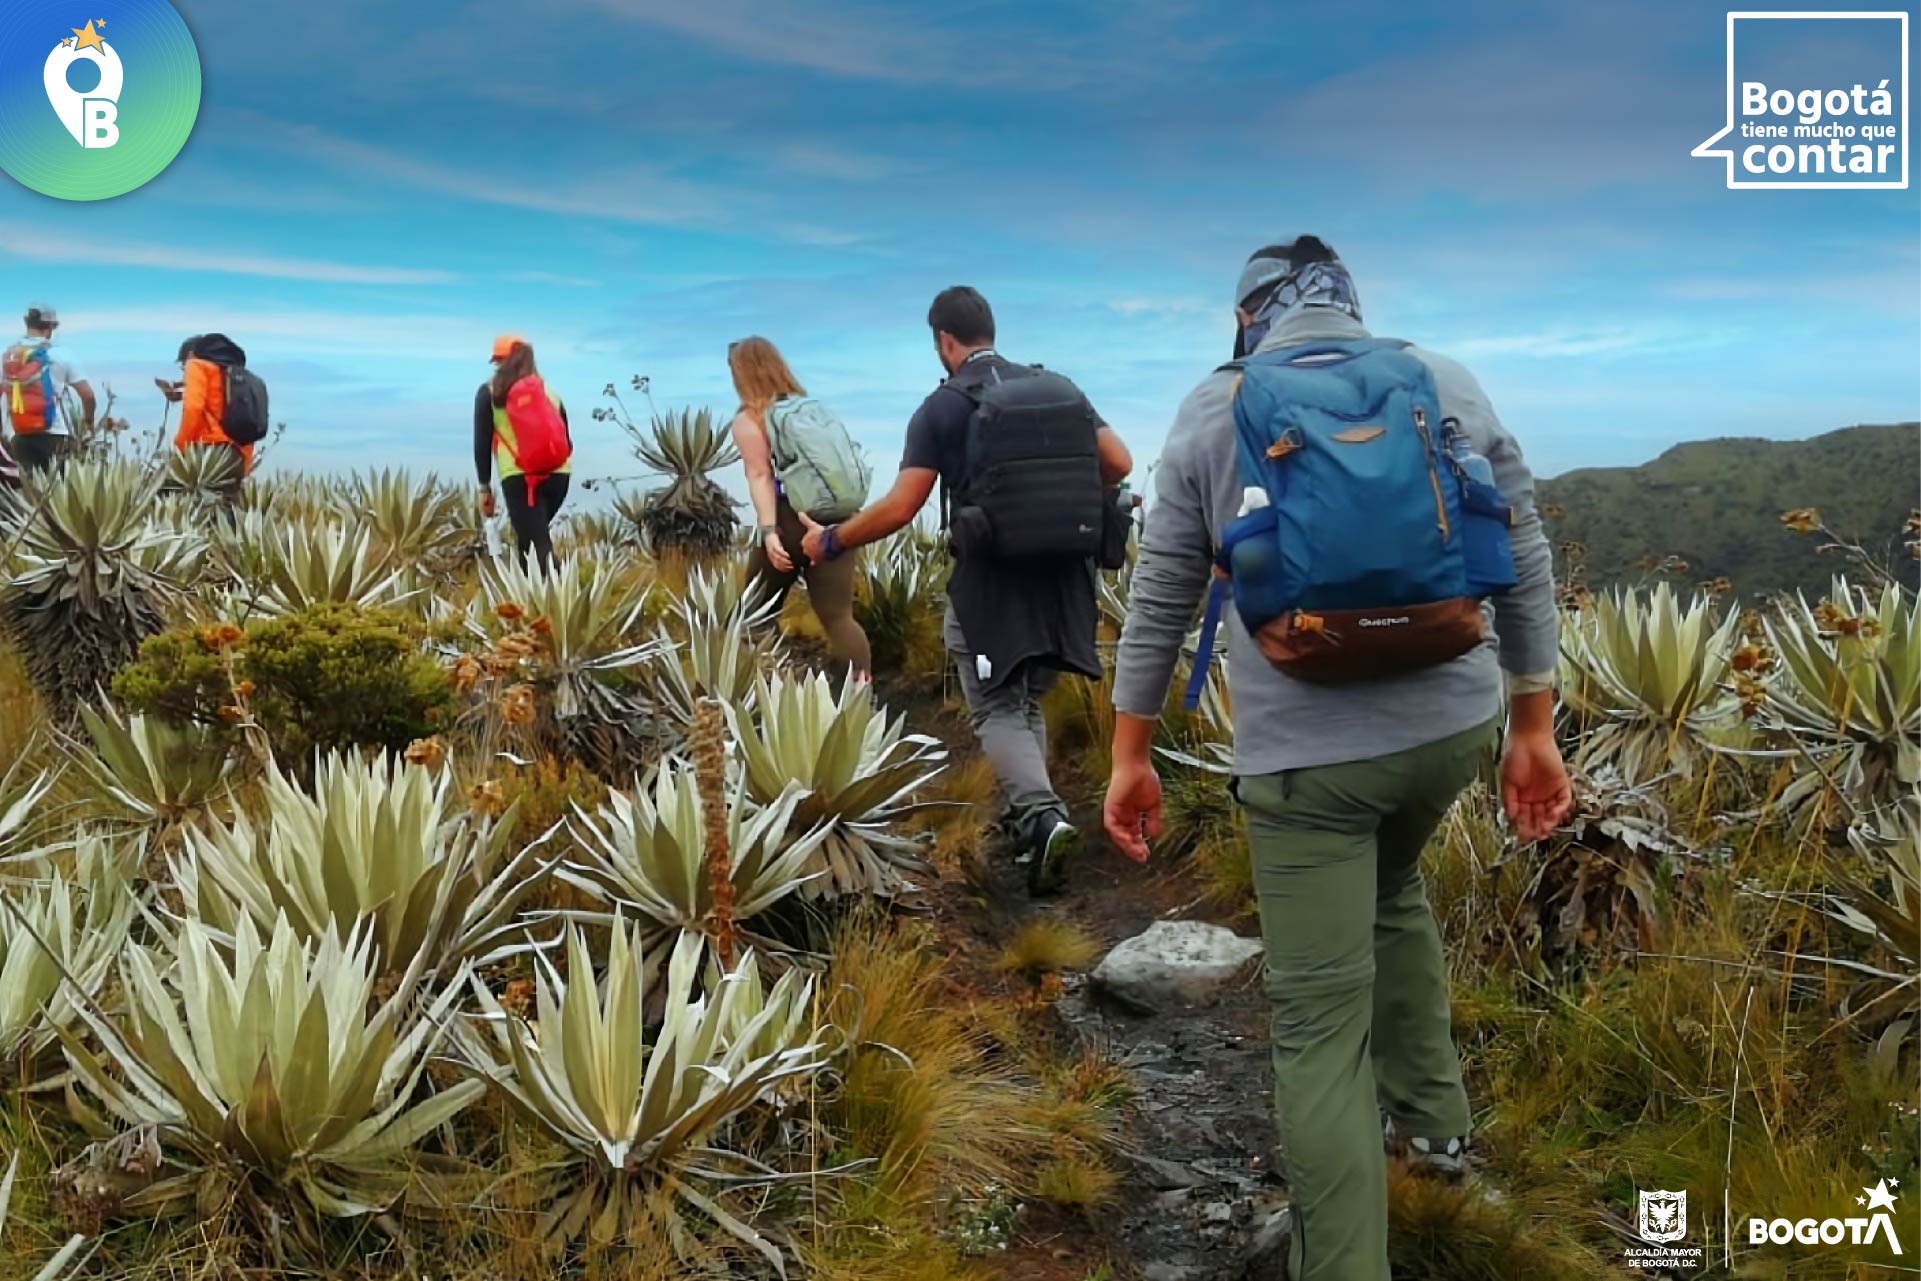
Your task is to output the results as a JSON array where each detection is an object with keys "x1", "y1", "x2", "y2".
[{"x1": 0, "y1": 1, "x2": 201, "y2": 201}]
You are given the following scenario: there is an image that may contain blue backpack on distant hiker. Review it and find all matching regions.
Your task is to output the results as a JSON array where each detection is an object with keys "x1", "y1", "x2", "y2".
[{"x1": 1185, "y1": 339, "x2": 1517, "y2": 703}]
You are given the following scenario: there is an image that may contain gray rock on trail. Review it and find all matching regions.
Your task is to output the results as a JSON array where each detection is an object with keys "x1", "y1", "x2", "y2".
[
  {"x1": 1091, "y1": 920, "x2": 1264, "y2": 1010},
  {"x1": 1141, "y1": 1265, "x2": 1203, "y2": 1281}
]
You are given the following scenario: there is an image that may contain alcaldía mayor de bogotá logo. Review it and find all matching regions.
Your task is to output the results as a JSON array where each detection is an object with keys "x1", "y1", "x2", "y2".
[
  {"x1": 1627, "y1": 1188, "x2": 1705, "y2": 1270},
  {"x1": 0, "y1": 1, "x2": 201, "y2": 200}
]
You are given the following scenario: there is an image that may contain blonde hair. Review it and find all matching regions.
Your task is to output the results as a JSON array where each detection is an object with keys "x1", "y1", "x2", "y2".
[{"x1": 728, "y1": 336, "x2": 806, "y2": 420}]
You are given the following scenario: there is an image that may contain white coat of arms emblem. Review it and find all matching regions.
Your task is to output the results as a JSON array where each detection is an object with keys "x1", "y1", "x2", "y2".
[{"x1": 1638, "y1": 1189, "x2": 1687, "y2": 1243}]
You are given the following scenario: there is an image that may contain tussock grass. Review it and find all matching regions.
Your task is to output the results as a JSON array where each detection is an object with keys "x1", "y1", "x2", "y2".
[
  {"x1": 1034, "y1": 1149, "x2": 1122, "y2": 1211},
  {"x1": 995, "y1": 919, "x2": 1102, "y2": 978},
  {"x1": 852, "y1": 573, "x2": 944, "y2": 680},
  {"x1": 0, "y1": 646, "x2": 41, "y2": 765},
  {"x1": 1042, "y1": 670, "x2": 1117, "y2": 786},
  {"x1": 1153, "y1": 763, "x2": 1252, "y2": 912},
  {"x1": 904, "y1": 755, "x2": 998, "y2": 883},
  {"x1": 1385, "y1": 1164, "x2": 1614, "y2": 1280},
  {"x1": 819, "y1": 914, "x2": 1038, "y2": 1214},
  {"x1": 778, "y1": 588, "x2": 829, "y2": 646},
  {"x1": 798, "y1": 1235, "x2": 998, "y2": 1281},
  {"x1": 1423, "y1": 762, "x2": 1919, "y2": 1275}
]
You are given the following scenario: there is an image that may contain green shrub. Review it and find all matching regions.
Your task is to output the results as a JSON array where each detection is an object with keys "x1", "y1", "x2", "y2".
[{"x1": 112, "y1": 602, "x2": 455, "y2": 762}]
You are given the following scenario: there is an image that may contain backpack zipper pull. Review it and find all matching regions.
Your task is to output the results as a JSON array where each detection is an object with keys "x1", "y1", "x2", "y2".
[{"x1": 1412, "y1": 407, "x2": 1451, "y2": 540}]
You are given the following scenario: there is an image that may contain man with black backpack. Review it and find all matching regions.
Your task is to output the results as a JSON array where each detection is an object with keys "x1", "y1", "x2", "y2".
[
  {"x1": 1104, "y1": 237, "x2": 1571, "y2": 1281},
  {"x1": 800, "y1": 286, "x2": 1133, "y2": 894}
]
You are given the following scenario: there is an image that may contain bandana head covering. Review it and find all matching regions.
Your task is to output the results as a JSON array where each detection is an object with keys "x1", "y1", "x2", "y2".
[{"x1": 1234, "y1": 237, "x2": 1361, "y2": 357}]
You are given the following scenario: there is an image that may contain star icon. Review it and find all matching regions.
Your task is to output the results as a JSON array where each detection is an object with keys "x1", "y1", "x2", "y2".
[
  {"x1": 1858, "y1": 1195, "x2": 1868, "y2": 1206},
  {"x1": 1863, "y1": 1179, "x2": 1900, "y2": 1214},
  {"x1": 69, "y1": 20, "x2": 104, "y2": 52}
]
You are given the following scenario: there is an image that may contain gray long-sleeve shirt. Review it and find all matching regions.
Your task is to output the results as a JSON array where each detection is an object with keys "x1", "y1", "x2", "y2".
[{"x1": 1112, "y1": 307, "x2": 1559, "y2": 777}]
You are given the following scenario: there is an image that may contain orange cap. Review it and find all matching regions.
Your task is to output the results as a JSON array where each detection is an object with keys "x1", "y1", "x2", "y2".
[{"x1": 490, "y1": 333, "x2": 526, "y2": 362}]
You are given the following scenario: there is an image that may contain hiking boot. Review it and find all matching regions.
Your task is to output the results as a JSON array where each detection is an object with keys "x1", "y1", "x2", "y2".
[
  {"x1": 1383, "y1": 1114, "x2": 1471, "y2": 1182},
  {"x1": 1027, "y1": 818, "x2": 1080, "y2": 896}
]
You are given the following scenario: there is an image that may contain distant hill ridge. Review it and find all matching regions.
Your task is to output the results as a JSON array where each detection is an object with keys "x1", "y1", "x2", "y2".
[{"x1": 1536, "y1": 423, "x2": 1918, "y2": 600}]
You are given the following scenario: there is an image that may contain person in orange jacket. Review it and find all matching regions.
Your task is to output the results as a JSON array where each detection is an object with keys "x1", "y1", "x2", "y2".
[{"x1": 160, "y1": 335, "x2": 253, "y2": 491}]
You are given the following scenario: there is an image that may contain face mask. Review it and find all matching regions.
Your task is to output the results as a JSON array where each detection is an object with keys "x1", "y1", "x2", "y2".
[{"x1": 1234, "y1": 317, "x2": 1271, "y2": 360}]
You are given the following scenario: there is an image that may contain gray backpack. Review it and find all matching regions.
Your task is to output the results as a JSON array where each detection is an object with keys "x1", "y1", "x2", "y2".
[{"x1": 764, "y1": 396, "x2": 871, "y2": 522}]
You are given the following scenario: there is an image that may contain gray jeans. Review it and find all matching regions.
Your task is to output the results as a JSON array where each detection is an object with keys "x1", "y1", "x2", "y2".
[{"x1": 944, "y1": 605, "x2": 1065, "y2": 839}]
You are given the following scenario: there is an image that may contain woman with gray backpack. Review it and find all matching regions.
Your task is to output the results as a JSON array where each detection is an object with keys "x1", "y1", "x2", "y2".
[{"x1": 727, "y1": 336, "x2": 873, "y2": 680}]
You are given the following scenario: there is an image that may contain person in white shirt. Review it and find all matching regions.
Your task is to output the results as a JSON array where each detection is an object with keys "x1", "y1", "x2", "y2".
[{"x1": 2, "y1": 303, "x2": 95, "y2": 473}]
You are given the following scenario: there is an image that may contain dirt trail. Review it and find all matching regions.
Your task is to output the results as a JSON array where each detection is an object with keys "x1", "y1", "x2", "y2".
[{"x1": 894, "y1": 680, "x2": 1288, "y2": 1281}]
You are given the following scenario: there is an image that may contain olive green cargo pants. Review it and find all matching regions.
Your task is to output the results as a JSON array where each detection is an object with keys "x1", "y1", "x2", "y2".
[{"x1": 1235, "y1": 719, "x2": 1497, "y2": 1281}]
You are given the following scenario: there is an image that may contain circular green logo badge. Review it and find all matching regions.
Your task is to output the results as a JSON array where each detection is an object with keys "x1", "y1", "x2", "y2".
[{"x1": 0, "y1": 2, "x2": 202, "y2": 201}]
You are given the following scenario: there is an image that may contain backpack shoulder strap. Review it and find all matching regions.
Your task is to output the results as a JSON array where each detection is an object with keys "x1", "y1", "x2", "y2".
[
  {"x1": 762, "y1": 398, "x2": 788, "y2": 460},
  {"x1": 943, "y1": 355, "x2": 1023, "y2": 403}
]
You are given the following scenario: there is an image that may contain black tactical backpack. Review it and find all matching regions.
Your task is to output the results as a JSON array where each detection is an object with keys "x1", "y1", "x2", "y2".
[{"x1": 947, "y1": 362, "x2": 1105, "y2": 563}]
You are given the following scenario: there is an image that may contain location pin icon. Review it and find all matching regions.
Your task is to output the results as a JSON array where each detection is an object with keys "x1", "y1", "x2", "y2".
[{"x1": 44, "y1": 37, "x2": 124, "y2": 148}]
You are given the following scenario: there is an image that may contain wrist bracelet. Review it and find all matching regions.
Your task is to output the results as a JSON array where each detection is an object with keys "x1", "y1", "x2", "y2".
[{"x1": 823, "y1": 525, "x2": 843, "y2": 561}]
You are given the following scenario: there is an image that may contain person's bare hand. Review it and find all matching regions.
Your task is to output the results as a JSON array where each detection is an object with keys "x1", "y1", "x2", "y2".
[
  {"x1": 763, "y1": 530, "x2": 794, "y2": 573},
  {"x1": 478, "y1": 487, "x2": 496, "y2": 520},
  {"x1": 796, "y1": 511, "x2": 828, "y2": 562},
  {"x1": 1103, "y1": 758, "x2": 1164, "y2": 864},
  {"x1": 1502, "y1": 729, "x2": 1572, "y2": 842}
]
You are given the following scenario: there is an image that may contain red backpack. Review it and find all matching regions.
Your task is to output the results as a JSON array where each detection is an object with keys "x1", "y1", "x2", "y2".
[
  {"x1": 3, "y1": 343, "x2": 56, "y2": 434},
  {"x1": 501, "y1": 375, "x2": 571, "y2": 497}
]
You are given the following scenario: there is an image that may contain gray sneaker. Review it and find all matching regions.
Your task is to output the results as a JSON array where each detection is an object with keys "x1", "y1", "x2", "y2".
[
  {"x1": 1406, "y1": 1135, "x2": 1471, "y2": 1180},
  {"x1": 1384, "y1": 1115, "x2": 1471, "y2": 1181},
  {"x1": 1028, "y1": 819, "x2": 1080, "y2": 896}
]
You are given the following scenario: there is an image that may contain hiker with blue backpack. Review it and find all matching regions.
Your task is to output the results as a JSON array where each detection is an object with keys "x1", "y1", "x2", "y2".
[
  {"x1": 1105, "y1": 237, "x2": 1571, "y2": 1281},
  {"x1": 800, "y1": 287, "x2": 1135, "y2": 895},
  {"x1": 3, "y1": 304, "x2": 95, "y2": 474}
]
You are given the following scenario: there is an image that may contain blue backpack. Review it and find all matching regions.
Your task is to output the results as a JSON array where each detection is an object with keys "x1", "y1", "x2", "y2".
[{"x1": 1185, "y1": 338, "x2": 1516, "y2": 703}]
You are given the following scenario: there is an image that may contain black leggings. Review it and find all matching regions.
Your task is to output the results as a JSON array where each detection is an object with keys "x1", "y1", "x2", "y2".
[
  {"x1": 502, "y1": 473, "x2": 570, "y2": 572},
  {"x1": 11, "y1": 433, "x2": 71, "y2": 474}
]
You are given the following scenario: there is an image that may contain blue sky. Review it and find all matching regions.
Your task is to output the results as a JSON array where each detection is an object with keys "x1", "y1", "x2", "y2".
[{"x1": 1, "y1": 0, "x2": 1916, "y2": 496}]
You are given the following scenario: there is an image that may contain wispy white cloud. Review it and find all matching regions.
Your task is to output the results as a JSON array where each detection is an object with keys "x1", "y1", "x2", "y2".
[
  {"x1": 0, "y1": 220, "x2": 454, "y2": 286},
  {"x1": 1663, "y1": 271, "x2": 1919, "y2": 313},
  {"x1": 255, "y1": 116, "x2": 722, "y2": 226},
  {"x1": 226, "y1": 112, "x2": 868, "y2": 248},
  {"x1": 68, "y1": 304, "x2": 572, "y2": 363},
  {"x1": 583, "y1": 0, "x2": 988, "y2": 85},
  {"x1": 775, "y1": 224, "x2": 870, "y2": 248},
  {"x1": 581, "y1": 0, "x2": 1146, "y2": 88},
  {"x1": 772, "y1": 142, "x2": 898, "y2": 182},
  {"x1": 1445, "y1": 328, "x2": 1664, "y2": 359},
  {"x1": 1105, "y1": 296, "x2": 1214, "y2": 318},
  {"x1": 511, "y1": 270, "x2": 604, "y2": 288}
]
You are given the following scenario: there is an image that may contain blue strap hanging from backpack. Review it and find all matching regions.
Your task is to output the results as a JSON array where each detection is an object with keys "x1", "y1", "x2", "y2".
[{"x1": 1182, "y1": 577, "x2": 1230, "y2": 711}]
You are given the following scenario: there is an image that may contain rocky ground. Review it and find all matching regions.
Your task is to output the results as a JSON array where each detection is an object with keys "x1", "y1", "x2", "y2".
[{"x1": 904, "y1": 681, "x2": 1293, "y2": 1281}]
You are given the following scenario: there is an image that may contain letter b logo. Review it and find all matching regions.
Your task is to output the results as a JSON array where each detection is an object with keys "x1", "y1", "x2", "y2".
[
  {"x1": 0, "y1": 0, "x2": 203, "y2": 200},
  {"x1": 84, "y1": 99, "x2": 119, "y2": 148}
]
